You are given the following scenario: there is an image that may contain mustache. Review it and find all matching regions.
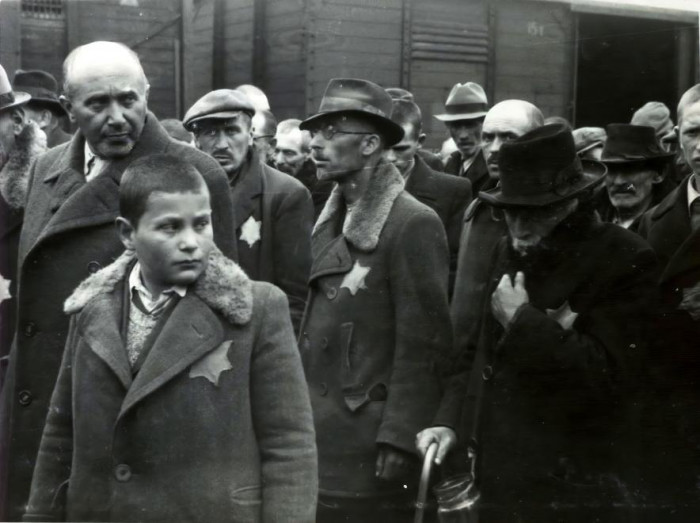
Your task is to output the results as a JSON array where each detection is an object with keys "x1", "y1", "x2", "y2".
[{"x1": 610, "y1": 183, "x2": 636, "y2": 195}]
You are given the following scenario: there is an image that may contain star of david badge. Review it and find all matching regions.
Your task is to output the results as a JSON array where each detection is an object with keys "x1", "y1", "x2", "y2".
[
  {"x1": 0, "y1": 275, "x2": 11, "y2": 305},
  {"x1": 679, "y1": 282, "x2": 700, "y2": 321},
  {"x1": 240, "y1": 216, "x2": 262, "y2": 247},
  {"x1": 340, "y1": 261, "x2": 370, "y2": 296},
  {"x1": 189, "y1": 341, "x2": 233, "y2": 386},
  {"x1": 546, "y1": 300, "x2": 578, "y2": 330}
]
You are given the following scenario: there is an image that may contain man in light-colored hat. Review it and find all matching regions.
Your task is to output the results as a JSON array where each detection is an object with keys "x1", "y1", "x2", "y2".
[
  {"x1": 436, "y1": 82, "x2": 490, "y2": 192},
  {"x1": 0, "y1": 64, "x2": 47, "y2": 388},
  {"x1": 184, "y1": 89, "x2": 313, "y2": 334},
  {"x1": 573, "y1": 126, "x2": 606, "y2": 161},
  {"x1": 13, "y1": 69, "x2": 71, "y2": 148},
  {"x1": 419, "y1": 123, "x2": 657, "y2": 520},
  {"x1": 631, "y1": 101, "x2": 675, "y2": 149},
  {"x1": 299, "y1": 78, "x2": 451, "y2": 521},
  {"x1": 0, "y1": 42, "x2": 237, "y2": 521}
]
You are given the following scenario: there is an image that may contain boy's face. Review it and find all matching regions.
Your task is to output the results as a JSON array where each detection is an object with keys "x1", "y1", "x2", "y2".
[{"x1": 119, "y1": 188, "x2": 214, "y2": 296}]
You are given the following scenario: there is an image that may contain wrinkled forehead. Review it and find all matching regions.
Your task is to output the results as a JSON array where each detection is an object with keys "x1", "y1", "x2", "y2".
[
  {"x1": 67, "y1": 61, "x2": 147, "y2": 97},
  {"x1": 276, "y1": 128, "x2": 306, "y2": 151},
  {"x1": 483, "y1": 105, "x2": 535, "y2": 135}
]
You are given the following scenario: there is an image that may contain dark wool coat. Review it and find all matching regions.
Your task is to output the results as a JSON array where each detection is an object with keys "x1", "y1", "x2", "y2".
[
  {"x1": 46, "y1": 127, "x2": 71, "y2": 149},
  {"x1": 436, "y1": 210, "x2": 658, "y2": 519},
  {"x1": 405, "y1": 155, "x2": 472, "y2": 285},
  {"x1": 231, "y1": 148, "x2": 313, "y2": 335},
  {"x1": 0, "y1": 113, "x2": 238, "y2": 521},
  {"x1": 299, "y1": 162, "x2": 452, "y2": 499},
  {"x1": 417, "y1": 149, "x2": 445, "y2": 172},
  {"x1": 444, "y1": 149, "x2": 490, "y2": 194},
  {"x1": 637, "y1": 177, "x2": 700, "y2": 510},
  {"x1": 23, "y1": 249, "x2": 317, "y2": 523}
]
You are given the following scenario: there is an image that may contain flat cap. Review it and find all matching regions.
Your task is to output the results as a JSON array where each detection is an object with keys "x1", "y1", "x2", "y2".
[
  {"x1": 183, "y1": 89, "x2": 255, "y2": 131},
  {"x1": 630, "y1": 101, "x2": 673, "y2": 138}
]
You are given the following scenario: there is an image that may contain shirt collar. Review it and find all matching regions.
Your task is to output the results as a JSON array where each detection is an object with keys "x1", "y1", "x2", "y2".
[
  {"x1": 129, "y1": 261, "x2": 187, "y2": 312},
  {"x1": 402, "y1": 158, "x2": 416, "y2": 182},
  {"x1": 687, "y1": 174, "x2": 700, "y2": 214},
  {"x1": 83, "y1": 142, "x2": 96, "y2": 176}
]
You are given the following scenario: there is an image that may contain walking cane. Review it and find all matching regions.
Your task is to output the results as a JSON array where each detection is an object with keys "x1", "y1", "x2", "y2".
[{"x1": 414, "y1": 441, "x2": 438, "y2": 523}]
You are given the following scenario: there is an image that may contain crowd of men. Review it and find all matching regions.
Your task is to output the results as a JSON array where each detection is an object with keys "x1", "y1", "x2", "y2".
[{"x1": 0, "y1": 40, "x2": 698, "y2": 522}]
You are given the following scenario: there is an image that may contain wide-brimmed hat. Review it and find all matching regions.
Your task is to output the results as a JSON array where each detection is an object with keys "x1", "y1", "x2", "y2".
[
  {"x1": 0, "y1": 64, "x2": 30, "y2": 113},
  {"x1": 13, "y1": 69, "x2": 66, "y2": 115},
  {"x1": 601, "y1": 124, "x2": 673, "y2": 164},
  {"x1": 300, "y1": 78, "x2": 404, "y2": 146},
  {"x1": 434, "y1": 82, "x2": 488, "y2": 122},
  {"x1": 183, "y1": 89, "x2": 256, "y2": 131},
  {"x1": 479, "y1": 123, "x2": 607, "y2": 208},
  {"x1": 630, "y1": 102, "x2": 673, "y2": 139}
]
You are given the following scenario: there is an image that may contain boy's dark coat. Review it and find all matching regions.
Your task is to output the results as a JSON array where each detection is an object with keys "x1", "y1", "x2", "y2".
[
  {"x1": 299, "y1": 162, "x2": 452, "y2": 498},
  {"x1": 23, "y1": 250, "x2": 317, "y2": 522},
  {"x1": 232, "y1": 149, "x2": 313, "y2": 333},
  {"x1": 0, "y1": 113, "x2": 238, "y2": 520},
  {"x1": 436, "y1": 211, "x2": 658, "y2": 517}
]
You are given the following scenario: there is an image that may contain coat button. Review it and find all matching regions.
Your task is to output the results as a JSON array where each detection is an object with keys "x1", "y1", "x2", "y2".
[
  {"x1": 87, "y1": 261, "x2": 102, "y2": 274},
  {"x1": 18, "y1": 389, "x2": 33, "y2": 406},
  {"x1": 23, "y1": 322, "x2": 37, "y2": 338},
  {"x1": 326, "y1": 287, "x2": 338, "y2": 300},
  {"x1": 114, "y1": 464, "x2": 132, "y2": 482},
  {"x1": 482, "y1": 365, "x2": 493, "y2": 381},
  {"x1": 319, "y1": 382, "x2": 328, "y2": 396}
]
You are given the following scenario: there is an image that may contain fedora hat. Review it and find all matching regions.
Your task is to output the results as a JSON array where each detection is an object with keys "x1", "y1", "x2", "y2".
[
  {"x1": 13, "y1": 69, "x2": 66, "y2": 115},
  {"x1": 183, "y1": 89, "x2": 256, "y2": 131},
  {"x1": 434, "y1": 82, "x2": 488, "y2": 122},
  {"x1": 300, "y1": 78, "x2": 404, "y2": 146},
  {"x1": 479, "y1": 123, "x2": 606, "y2": 208},
  {"x1": 601, "y1": 124, "x2": 673, "y2": 164},
  {"x1": 0, "y1": 64, "x2": 30, "y2": 114}
]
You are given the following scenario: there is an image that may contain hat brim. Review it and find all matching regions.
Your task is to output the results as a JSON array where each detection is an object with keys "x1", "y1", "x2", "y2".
[
  {"x1": 300, "y1": 110, "x2": 404, "y2": 146},
  {"x1": 0, "y1": 91, "x2": 31, "y2": 113},
  {"x1": 434, "y1": 111, "x2": 488, "y2": 122},
  {"x1": 28, "y1": 96, "x2": 68, "y2": 116},
  {"x1": 184, "y1": 110, "x2": 255, "y2": 131},
  {"x1": 601, "y1": 152, "x2": 674, "y2": 164},
  {"x1": 478, "y1": 160, "x2": 607, "y2": 208},
  {"x1": 577, "y1": 141, "x2": 604, "y2": 155}
]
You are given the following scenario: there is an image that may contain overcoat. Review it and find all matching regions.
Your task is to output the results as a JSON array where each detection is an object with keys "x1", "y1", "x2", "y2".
[
  {"x1": 444, "y1": 149, "x2": 490, "y2": 194},
  {"x1": 0, "y1": 112, "x2": 238, "y2": 520},
  {"x1": 23, "y1": 249, "x2": 317, "y2": 522},
  {"x1": 405, "y1": 154, "x2": 472, "y2": 284},
  {"x1": 232, "y1": 149, "x2": 312, "y2": 333},
  {"x1": 299, "y1": 162, "x2": 452, "y2": 499},
  {"x1": 637, "y1": 177, "x2": 700, "y2": 511},
  {"x1": 436, "y1": 209, "x2": 658, "y2": 519}
]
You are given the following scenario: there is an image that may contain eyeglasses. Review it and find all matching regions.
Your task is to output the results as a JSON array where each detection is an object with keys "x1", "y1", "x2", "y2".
[
  {"x1": 253, "y1": 135, "x2": 275, "y2": 141},
  {"x1": 309, "y1": 124, "x2": 372, "y2": 140}
]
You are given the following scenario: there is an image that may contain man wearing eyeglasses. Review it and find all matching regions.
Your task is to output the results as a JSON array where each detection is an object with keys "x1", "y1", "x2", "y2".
[
  {"x1": 252, "y1": 108, "x2": 278, "y2": 167},
  {"x1": 297, "y1": 78, "x2": 452, "y2": 522},
  {"x1": 184, "y1": 89, "x2": 313, "y2": 334}
]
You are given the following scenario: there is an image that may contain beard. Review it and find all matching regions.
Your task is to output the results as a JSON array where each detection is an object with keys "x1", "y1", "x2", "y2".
[{"x1": 0, "y1": 121, "x2": 47, "y2": 210}]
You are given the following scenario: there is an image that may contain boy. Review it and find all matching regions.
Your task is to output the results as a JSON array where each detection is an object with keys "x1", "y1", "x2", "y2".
[{"x1": 23, "y1": 154, "x2": 317, "y2": 522}]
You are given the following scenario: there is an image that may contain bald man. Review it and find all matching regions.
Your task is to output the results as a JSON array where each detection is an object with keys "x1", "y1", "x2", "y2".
[
  {"x1": 0, "y1": 41, "x2": 237, "y2": 520},
  {"x1": 417, "y1": 101, "x2": 544, "y2": 463}
]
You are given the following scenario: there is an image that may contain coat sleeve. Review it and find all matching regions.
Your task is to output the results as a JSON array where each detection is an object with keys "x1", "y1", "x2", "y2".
[
  {"x1": 250, "y1": 284, "x2": 317, "y2": 523},
  {"x1": 498, "y1": 247, "x2": 658, "y2": 396},
  {"x1": 23, "y1": 316, "x2": 79, "y2": 522},
  {"x1": 272, "y1": 185, "x2": 313, "y2": 335},
  {"x1": 377, "y1": 209, "x2": 453, "y2": 453}
]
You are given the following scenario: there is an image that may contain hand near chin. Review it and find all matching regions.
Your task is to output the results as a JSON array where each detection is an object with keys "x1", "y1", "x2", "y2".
[{"x1": 491, "y1": 271, "x2": 529, "y2": 328}]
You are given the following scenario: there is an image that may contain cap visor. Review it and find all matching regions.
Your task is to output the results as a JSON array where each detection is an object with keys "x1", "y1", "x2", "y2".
[{"x1": 434, "y1": 112, "x2": 487, "y2": 122}]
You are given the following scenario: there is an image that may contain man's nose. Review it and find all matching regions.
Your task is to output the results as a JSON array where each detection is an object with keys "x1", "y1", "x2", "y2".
[
  {"x1": 384, "y1": 149, "x2": 397, "y2": 163},
  {"x1": 105, "y1": 101, "x2": 127, "y2": 126},
  {"x1": 274, "y1": 151, "x2": 285, "y2": 165},
  {"x1": 213, "y1": 131, "x2": 229, "y2": 150}
]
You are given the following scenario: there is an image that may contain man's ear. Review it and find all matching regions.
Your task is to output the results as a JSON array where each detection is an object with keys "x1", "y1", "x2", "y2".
[
  {"x1": 361, "y1": 133, "x2": 382, "y2": 156},
  {"x1": 59, "y1": 95, "x2": 75, "y2": 123},
  {"x1": 10, "y1": 108, "x2": 26, "y2": 136},
  {"x1": 144, "y1": 83, "x2": 151, "y2": 102},
  {"x1": 652, "y1": 167, "x2": 667, "y2": 185},
  {"x1": 417, "y1": 132, "x2": 427, "y2": 148},
  {"x1": 116, "y1": 217, "x2": 136, "y2": 251}
]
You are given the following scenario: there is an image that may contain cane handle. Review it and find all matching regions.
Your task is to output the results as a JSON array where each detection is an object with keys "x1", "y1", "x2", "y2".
[{"x1": 414, "y1": 441, "x2": 438, "y2": 523}]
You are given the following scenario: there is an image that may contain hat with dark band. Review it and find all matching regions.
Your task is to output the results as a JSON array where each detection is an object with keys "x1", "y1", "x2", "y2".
[
  {"x1": 13, "y1": 69, "x2": 66, "y2": 115},
  {"x1": 601, "y1": 124, "x2": 673, "y2": 164},
  {"x1": 300, "y1": 78, "x2": 404, "y2": 146},
  {"x1": 479, "y1": 123, "x2": 607, "y2": 208},
  {"x1": 0, "y1": 64, "x2": 30, "y2": 113},
  {"x1": 434, "y1": 82, "x2": 488, "y2": 122},
  {"x1": 183, "y1": 89, "x2": 256, "y2": 131}
]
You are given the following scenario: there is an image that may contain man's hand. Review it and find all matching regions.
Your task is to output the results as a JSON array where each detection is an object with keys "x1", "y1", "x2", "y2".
[
  {"x1": 416, "y1": 426, "x2": 457, "y2": 465},
  {"x1": 491, "y1": 271, "x2": 529, "y2": 328},
  {"x1": 375, "y1": 444, "x2": 414, "y2": 481}
]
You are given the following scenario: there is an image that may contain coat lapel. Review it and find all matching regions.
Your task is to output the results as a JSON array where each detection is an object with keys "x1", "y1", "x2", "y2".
[
  {"x1": 232, "y1": 151, "x2": 263, "y2": 228},
  {"x1": 118, "y1": 294, "x2": 224, "y2": 419},
  {"x1": 81, "y1": 288, "x2": 132, "y2": 389},
  {"x1": 309, "y1": 234, "x2": 354, "y2": 282},
  {"x1": 405, "y1": 156, "x2": 434, "y2": 202},
  {"x1": 652, "y1": 183, "x2": 696, "y2": 283}
]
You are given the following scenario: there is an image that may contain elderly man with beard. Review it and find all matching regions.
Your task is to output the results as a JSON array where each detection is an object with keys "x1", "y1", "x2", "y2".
[
  {"x1": 184, "y1": 90, "x2": 312, "y2": 333},
  {"x1": 298, "y1": 78, "x2": 452, "y2": 522},
  {"x1": 598, "y1": 124, "x2": 673, "y2": 229},
  {"x1": 419, "y1": 124, "x2": 658, "y2": 520},
  {"x1": 0, "y1": 42, "x2": 237, "y2": 521},
  {"x1": 274, "y1": 118, "x2": 332, "y2": 219},
  {"x1": 0, "y1": 65, "x2": 47, "y2": 385}
]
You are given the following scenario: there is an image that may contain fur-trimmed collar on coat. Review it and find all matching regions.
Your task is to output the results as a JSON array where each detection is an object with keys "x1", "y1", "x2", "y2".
[
  {"x1": 64, "y1": 247, "x2": 253, "y2": 325},
  {"x1": 313, "y1": 161, "x2": 404, "y2": 252}
]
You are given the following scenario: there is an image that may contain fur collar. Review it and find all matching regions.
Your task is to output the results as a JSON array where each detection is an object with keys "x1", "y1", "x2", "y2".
[
  {"x1": 64, "y1": 247, "x2": 253, "y2": 325},
  {"x1": 0, "y1": 122, "x2": 47, "y2": 210},
  {"x1": 313, "y1": 161, "x2": 404, "y2": 252}
]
